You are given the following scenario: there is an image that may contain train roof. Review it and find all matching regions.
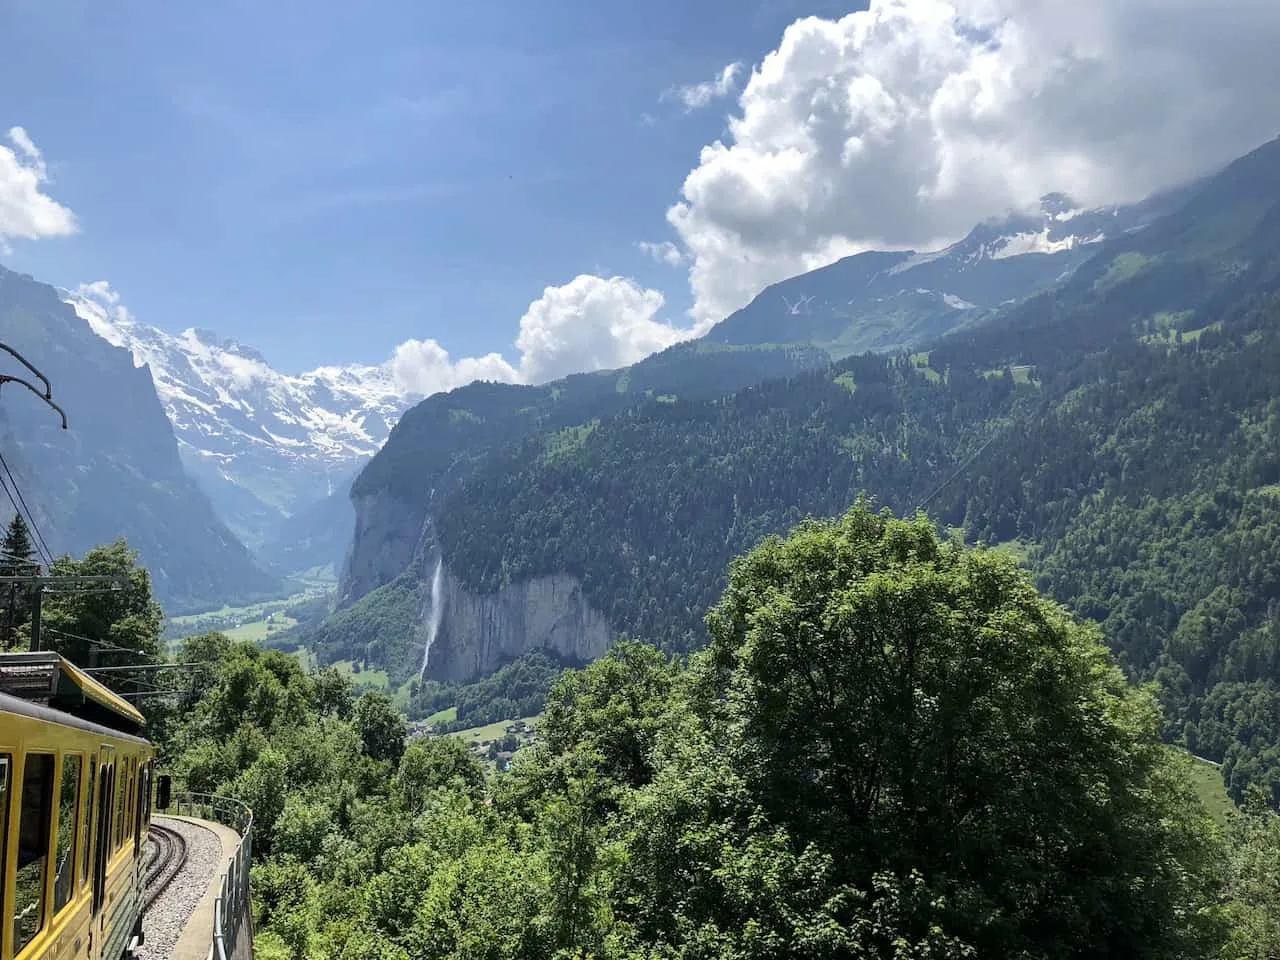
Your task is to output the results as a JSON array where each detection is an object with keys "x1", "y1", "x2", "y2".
[{"x1": 0, "y1": 651, "x2": 147, "y2": 734}]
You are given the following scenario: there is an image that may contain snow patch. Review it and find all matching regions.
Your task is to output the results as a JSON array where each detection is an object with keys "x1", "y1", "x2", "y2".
[{"x1": 988, "y1": 230, "x2": 1105, "y2": 260}]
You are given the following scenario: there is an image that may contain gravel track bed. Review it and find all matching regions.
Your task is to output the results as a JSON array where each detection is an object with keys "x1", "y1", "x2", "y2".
[{"x1": 139, "y1": 817, "x2": 224, "y2": 960}]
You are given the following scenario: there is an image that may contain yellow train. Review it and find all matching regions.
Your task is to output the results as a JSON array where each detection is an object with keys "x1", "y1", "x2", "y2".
[{"x1": 0, "y1": 652, "x2": 156, "y2": 960}]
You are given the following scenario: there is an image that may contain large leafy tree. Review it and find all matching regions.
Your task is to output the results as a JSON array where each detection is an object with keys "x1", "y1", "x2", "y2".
[
  {"x1": 40, "y1": 539, "x2": 163, "y2": 667},
  {"x1": 681, "y1": 503, "x2": 1227, "y2": 959}
]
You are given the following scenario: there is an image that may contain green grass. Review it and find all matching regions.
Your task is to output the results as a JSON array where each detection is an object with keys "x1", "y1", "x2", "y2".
[
  {"x1": 391, "y1": 680, "x2": 414, "y2": 711},
  {"x1": 169, "y1": 597, "x2": 284, "y2": 625},
  {"x1": 165, "y1": 584, "x2": 331, "y2": 643},
  {"x1": 1095, "y1": 252, "x2": 1153, "y2": 292},
  {"x1": 1185, "y1": 754, "x2": 1236, "y2": 828},
  {"x1": 988, "y1": 538, "x2": 1036, "y2": 567},
  {"x1": 1009, "y1": 365, "x2": 1035, "y2": 385},
  {"x1": 423, "y1": 706, "x2": 458, "y2": 727},
  {"x1": 1140, "y1": 312, "x2": 1221, "y2": 347},
  {"x1": 223, "y1": 614, "x2": 298, "y2": 643},
  {"x1": 541, "y1": 422, "x2": 598, "y2": 463},
  {"x1": 452, "y1": 714, "x2": 540, "y2": 746},
  {"x1": 333, "y1": 659, "x2": 391, "y2": 690}
]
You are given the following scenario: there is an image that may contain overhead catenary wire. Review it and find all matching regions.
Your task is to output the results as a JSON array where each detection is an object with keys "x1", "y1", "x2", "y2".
[
  {"x1": 44, "y1": 627, "x2": 157, "y2": 661},
  {"x1": 914, "y1": 429, "x2": 1005, "y2": 514}
]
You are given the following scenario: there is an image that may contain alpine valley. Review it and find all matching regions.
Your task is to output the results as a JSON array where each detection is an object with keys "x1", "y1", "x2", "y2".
[{"x1": 282, "y1": 134, "x2": 1280, "y2": 805}]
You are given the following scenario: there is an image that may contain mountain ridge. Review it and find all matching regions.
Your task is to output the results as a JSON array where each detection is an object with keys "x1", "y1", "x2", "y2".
[
  {"x1": 0, "y1": 263, "x2": 282, "y2": 612},
  {"x1": 66, "y1": 285, "x2": 422, "y2": 552}
]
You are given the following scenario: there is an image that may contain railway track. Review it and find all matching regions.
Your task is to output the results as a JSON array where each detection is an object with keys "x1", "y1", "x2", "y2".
[{"x1": 142, "y1": 822, "x2": 188, "y2": 911}]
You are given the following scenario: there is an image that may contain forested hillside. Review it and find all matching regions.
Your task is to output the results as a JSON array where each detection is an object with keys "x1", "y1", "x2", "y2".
[
  {"x1": 419, "y1": 138, "x2": 1280, "y2": 803},
  {"x1": 340, "y1": 340, "x2": 827, "y2": 603}
]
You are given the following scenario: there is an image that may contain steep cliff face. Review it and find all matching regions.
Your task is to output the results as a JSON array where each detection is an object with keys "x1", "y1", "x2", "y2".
[
  {"x1": 422, "y1": 559, "x2": 613, "y2": 682},
  {"x1": 305, "y1": 527, "x2": 614, "y2": 685},
  {"x1": 341, "y1": 492, "x2": 429, "y2": 605}
]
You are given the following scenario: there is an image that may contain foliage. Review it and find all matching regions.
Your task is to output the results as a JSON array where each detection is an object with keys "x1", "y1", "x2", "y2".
[
  {"x1": 410, "y1": 650, "x2": 570, "y2": 729},
  {"x1": 157, "y1": 507, "x2": 1280, "y2": 959},
  {"x1": 421, "y1": 277, "x2": 1280, "y2": 803},
  {"x1": 39, "y1": 539, "x2": 164, "y2": 667}
]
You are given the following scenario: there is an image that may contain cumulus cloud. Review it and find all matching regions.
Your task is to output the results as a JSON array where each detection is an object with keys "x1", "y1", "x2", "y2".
[
  {"x1": 665, "y1": 63, "x2": 744, "y2": 112},
  {"x1": 669, "y1": 0, "x2": 1280, "y2": 326},
  {"x1": 387, "y1": 275, "x2": 698, "y2": 394},
  {"x1": 637, "y1": 240, "x2": 686, "y2": 267},
  {"x1": 515, "y1": 275, "x2": 694, "y2": 383},
  {"x1": 0, "y1": 126, "x2": 78, "y2": 244},
  {"x1": 389, "y1": 338, "x2": 519, "y2": 396}
]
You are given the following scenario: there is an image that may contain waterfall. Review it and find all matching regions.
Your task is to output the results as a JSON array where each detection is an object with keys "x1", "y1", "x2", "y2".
[{"x1": 419, "y1": 556, "x2": 444, "y2": 678}]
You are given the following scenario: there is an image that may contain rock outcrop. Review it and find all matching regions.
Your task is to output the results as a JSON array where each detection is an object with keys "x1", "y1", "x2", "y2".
[{"x1": 419, "y1": 555, "x2": 613, "y2": 683}]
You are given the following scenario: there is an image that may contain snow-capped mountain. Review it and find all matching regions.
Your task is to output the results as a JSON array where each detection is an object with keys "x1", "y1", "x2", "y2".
[
  {"x1": 66, "y1": 285, "x2": 422, "y2": 554},
  {"x1": 706, "y1": 187, "x2": 1196, "y2": 354}
]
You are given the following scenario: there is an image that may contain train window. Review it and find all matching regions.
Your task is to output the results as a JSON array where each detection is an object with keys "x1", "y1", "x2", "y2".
[
  {"x1": 53, "y1": 754, "x2": 82, "y2": 914},
  {"x1": 123, "y1": 761, "x2": 132, "y2": 844},
  {"x1": 128, "y1": 761, "x2": 137, "y2": 839},
  {"x1": 14, "y1": 753, "x2": 55, "y2": 955},
  {"x1": 80, "y1": 758, "x2": 95, "y2": 889},
  {"x1": 114, "y1": 765, "x2": 125, "y2": 851}
]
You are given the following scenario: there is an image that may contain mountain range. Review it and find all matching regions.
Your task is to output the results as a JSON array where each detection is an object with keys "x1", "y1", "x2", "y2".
[
  {"x1": 66, "y1": 288, "x2": 422, "y2": 558},
  {"x1": 0, "y1": 143, "x2": 1251, "y2": 619},
  {"x1": 0, "y1": 264, "x2": 281, "y2": 613}
]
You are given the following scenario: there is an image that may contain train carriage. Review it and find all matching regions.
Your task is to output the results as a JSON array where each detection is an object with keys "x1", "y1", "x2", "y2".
[{"x1": 0, "y1": 653, "x2": 156, "y2": 960}]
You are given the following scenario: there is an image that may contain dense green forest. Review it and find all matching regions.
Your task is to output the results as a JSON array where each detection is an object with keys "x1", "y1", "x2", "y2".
[
  {"x1": 158, "y1": 510, "x2": 1279, "y2": 959},
  {"x1": 428, "y1": 292, "x2": 1280, "y2": 802}
]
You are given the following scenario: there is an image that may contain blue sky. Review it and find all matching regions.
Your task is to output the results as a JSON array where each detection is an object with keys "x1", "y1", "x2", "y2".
[
  {"x1": 3, "y1": 0, "x2": 1274, "y2": 386},
  {"x1": 0, "y1": 0, "x2": 857, "y2": 372}
]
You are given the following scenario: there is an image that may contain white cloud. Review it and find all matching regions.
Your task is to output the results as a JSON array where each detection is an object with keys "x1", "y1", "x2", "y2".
[
  {"x1": 0, "y1": 126, "x2": 77, "y2": 243},
  {"x1": 389, "y1": 338, "x2": 519, "y2": 396},
  {"x1": 637, "y1": 240, "x2": 686, "y2": 267},
  {"x1": 515, "y1": 275, "x2": 695, "y2": 383},
  {"x1": 363, "y1": 274, "x2": 700, "y2": 395},
  {"x1": 669, "y1": 0, "x2": 1280, "y2": 326},
  {"x1": 665, "y1": 63, "x2": 744, "y2": 112}
]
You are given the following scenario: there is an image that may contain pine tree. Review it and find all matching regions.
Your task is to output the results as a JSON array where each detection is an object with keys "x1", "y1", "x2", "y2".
[
  {"x1": 2, "y1": 513, "x2": 34, "y2": 570},
  {"x1": 1, "y1": 513, "x2": 35, "y2": 649}
]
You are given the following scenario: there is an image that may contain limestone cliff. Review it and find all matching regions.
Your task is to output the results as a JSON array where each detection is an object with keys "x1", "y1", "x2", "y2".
[
  {"x1": 340, "y1": 492, "x2": 428, "y2": 606},
  {"x1": 418, "y1": 556, "x2": 614, "y2": 683}
]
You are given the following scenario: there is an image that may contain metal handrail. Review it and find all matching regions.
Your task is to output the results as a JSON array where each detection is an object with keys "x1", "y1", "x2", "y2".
[{"x1": 163, "y1": 791, "x2": 254, "y2": 960}]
